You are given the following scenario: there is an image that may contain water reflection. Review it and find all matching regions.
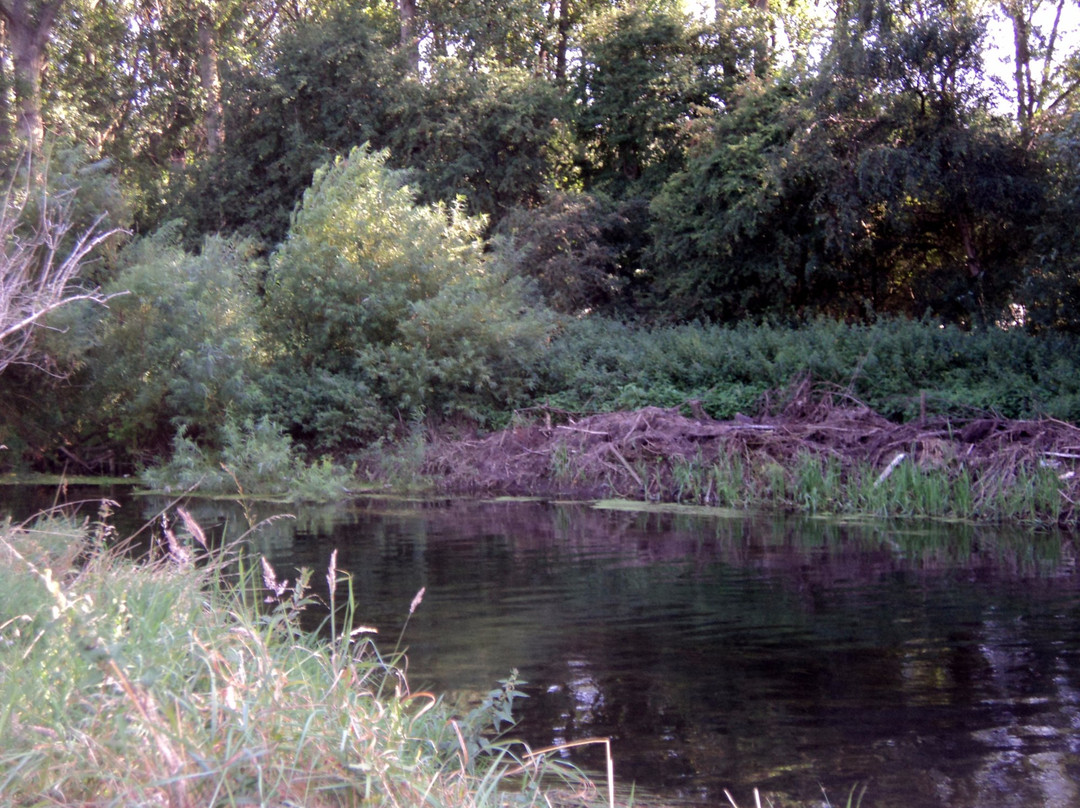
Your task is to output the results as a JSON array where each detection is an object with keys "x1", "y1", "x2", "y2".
[{"x1": 3, "y1": 489, "x2": 1080, "y2": 807}]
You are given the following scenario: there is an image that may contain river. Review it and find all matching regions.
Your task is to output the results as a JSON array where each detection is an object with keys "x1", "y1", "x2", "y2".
[{"x1": 4, "y1": 487, "x2": 1080, "y2": 807}]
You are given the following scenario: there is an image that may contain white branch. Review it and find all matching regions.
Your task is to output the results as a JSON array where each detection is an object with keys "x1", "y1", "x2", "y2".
[{"x1": 0, "y1": 153, "x2": 128, "y2": 374}]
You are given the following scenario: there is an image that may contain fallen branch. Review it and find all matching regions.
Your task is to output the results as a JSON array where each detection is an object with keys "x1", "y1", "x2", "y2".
[
  {"x1": 875, "y1": 452, "x2": 907, "y2": 487},
  {"x1": 607, "y1": 444, "x2": 643, "y2": 488}
]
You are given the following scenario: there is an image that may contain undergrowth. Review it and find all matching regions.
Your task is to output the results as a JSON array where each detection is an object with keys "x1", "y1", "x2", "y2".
[
  {"x1": 0, "y1": 504, "x2": 599, "y2": 807},
  {"x1": 538, "y1": 317, "x2": 1080, "y2": 423},
  {"x1": 142, "y1": 416, "x2": 352, "y2": 502}
]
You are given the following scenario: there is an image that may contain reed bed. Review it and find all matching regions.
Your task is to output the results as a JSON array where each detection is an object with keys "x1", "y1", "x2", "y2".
[{"x1": 0, "y1": 504, "x2": 599, "y2": 807}]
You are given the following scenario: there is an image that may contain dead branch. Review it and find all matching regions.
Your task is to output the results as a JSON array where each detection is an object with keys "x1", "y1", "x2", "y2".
[{"x1": 0, "y1": 152, "x2": 127, "y2": 374}]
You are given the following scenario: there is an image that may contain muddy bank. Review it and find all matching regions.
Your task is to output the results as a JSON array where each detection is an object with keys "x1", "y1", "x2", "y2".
[{"x1": 423, "y1": 380, "x2": 1080, "y2": 522}]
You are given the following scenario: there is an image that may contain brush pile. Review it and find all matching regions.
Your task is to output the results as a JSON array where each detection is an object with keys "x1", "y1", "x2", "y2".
[{"x1": 424, "y1": 378, "x2": 1080, "y2": 522}]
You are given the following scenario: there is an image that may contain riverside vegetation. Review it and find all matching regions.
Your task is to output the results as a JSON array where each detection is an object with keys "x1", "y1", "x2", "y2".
[
  {"x1": 0, "y1": 504, "x2": 603, "y2": 807},
  {"x1": 3, "y1": 2, "x2": 1080, "y2": 805},
  {"x1": 4, "y1": 147, "x2": 1080, "y2": 523},
  {"x1": 5, "y1": 0, "x2": 1080, "y2": 522}
]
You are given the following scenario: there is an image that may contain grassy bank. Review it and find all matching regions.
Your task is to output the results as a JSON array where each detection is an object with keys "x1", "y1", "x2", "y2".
[{"x1": 0, "y1": 505, "x2": 597, "y2": 807}]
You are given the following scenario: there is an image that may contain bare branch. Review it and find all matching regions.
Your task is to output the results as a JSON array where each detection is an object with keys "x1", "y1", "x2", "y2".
[{"x1": 0, "y1": 152, "x2": 128, "y2": 374}]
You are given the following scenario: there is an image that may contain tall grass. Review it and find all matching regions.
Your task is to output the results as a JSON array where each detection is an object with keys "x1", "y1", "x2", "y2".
[
  {"x1": 0, "y1": 505, "x2": 597, "y2": 807},
  {"x1": 650, "y1": 453, "x2": 1069, "y2": 525}
]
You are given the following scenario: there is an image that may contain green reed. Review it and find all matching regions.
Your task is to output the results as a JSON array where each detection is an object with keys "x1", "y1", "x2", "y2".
[{"x1": 688, "y1": 453, "x2": 1070, "y2": 526}]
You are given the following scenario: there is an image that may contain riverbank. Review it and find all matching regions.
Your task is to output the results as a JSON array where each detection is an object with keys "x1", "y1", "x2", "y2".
[
  {"x1": 424, "y1": 379, "x2": 1080, "y2": 526},
  {"x1": 0, "y1": 507, "x2": 599, "y2": 807}
]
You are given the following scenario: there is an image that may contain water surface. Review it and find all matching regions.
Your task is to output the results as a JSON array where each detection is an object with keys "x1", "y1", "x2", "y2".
[{"x1": 6, "y1": 489, "x2": 1080, "y2": 807}]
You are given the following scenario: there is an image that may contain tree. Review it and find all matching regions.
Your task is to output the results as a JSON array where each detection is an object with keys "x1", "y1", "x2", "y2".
[
  {"x1": 648, "y1": 80, "x2": 812, "y2": 320},
  {"x1": 574, "y1": 1, "x2": 702, "y2": 197},
  {"x1": 998, "y1": 0, "x2": 1080, "y2": 144},
  {"x1": 650, "y1": 0, "x2": 1044, "y2": 323},
  {"x1": 0, "y1": 0, "x2": 64, "y2": 150},
  {"x1": 175, "y1": 5, "x2": 399, "y2": 243},
  {"x1": 262, "y1": 145, "x2": 553, "y2": 444},
  {"x1": 0, "y1": 151, "x2": 122, "y2": 374},
  {"x1": 382, "y1": 62, "x2": 568, "y2": 223},
  {"x1": 1022, "y1": 111, "x2": 1080, "y2": 332},
  {"x1": 573, "y1": 0, "x2": 773, "y2": 199},
  {"x1": 497, "y1": 190, "x2": 649, "y2": 315}
]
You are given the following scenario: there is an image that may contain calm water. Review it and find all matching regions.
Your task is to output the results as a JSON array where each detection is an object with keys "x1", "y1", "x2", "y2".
[{"x1": 6, "y1": 488, "x2": 1080, "y2": 807}]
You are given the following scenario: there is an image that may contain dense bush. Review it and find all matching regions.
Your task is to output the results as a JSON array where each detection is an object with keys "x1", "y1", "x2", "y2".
[
  {"x1": 261, "y1": 145, "x2": 555, "y2": 447},
  {"x1": 142, "y1": 417, "x2": 348, "y2": 502},
  {"x1": 537, "y1": 316, "x2": 1080, "y2": 422},
  {"x1": 87, "y1": 227, "x2": 266, "y2": 460},
  {"x1": 497, "y1": 190, "x2": 651, "y2": 315}
]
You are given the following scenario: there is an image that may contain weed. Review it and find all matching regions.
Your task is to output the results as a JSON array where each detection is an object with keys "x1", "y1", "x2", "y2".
[
  {"x1": 711, "y1": 454, "x2": 747, "y2": 508},
  {"x1": 0, "y1": 508, "x2": 595, "y2": 806},
  {"x1": 551, "y1": 439, "x2": 573, "y2": 482}
]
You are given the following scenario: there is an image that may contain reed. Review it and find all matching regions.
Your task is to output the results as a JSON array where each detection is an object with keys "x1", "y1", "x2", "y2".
[
  {"x1": 673, "y1": 453, "x2": 1072, "y2": 525},
  {"x1": 710, "y1": 453, "x2": 748, "y2": 508},
  {"x1": 0, "y1": 505, "x2": 598, "y2": 807}
]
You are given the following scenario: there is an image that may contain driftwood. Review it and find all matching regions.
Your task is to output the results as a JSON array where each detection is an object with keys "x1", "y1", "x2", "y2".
[{"x1": 423, "y1": 378, "x2": 1080, "y2": 520}]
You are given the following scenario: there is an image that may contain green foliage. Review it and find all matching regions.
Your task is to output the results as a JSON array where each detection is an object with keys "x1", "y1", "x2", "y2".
[
  {"x1": 262, "y1": 145, "x2": 555, "y2": 444},
  {"x1": 537, "y1": 316, "x2": 1080, "y2": 423},
  {"x1": 414, "y1": 0, "x2": 550, "y2": 69},
  {"x1": 87, "y1": 227, "x2": 265, "y2": 460},
  {"x1": 648, "y1": 80, "x2": 808, "y2": 320},
  {"x1": 142, "y1": 417, "x2": 350, "y2": 502},
  {"x1": 1022, "y1": 112, "x2": 1080, "y2": 333},
  {"x1": 574, "y1": 1, "x2": 704, "y2": 198},
  {"x1": 382, "y1": 62, "x2": 568, "y2": 225},
  {"x1": 497, "y1": 190, "x2": 653, "y2": 315},
  {"x1": 176, "y1": 5, "x2": 400, "y2": 244},
  {"x1": 177, "y1": 8, "x2": 566, "y2": 244},
  {"x1": 139, "y1": 426, "x2": 222, "y2": 492},
  {"x1": 649, "y1": 0, "x2": 1045, "y2": 325}
]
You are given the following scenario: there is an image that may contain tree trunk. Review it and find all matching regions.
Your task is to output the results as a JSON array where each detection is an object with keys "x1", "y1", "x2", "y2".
[
  {"x1": 1005, "y1": 0, "x2": 1034, "y2": 137},
  {"x1": 0, "y1": 0, "x2": 64, "y2": 152},
  {"x1": 555, "y1": 0, "x2": 570, "y2": 81},
  {"x1": 1001, "y1": 0, "x2": 1071, "y2": 146},
  {"x1": 399, "y1": 0, "x2": 419, "y2": 72},
  {"x1": 197, "y1": 7, "x2": 224, "y2": 154}
]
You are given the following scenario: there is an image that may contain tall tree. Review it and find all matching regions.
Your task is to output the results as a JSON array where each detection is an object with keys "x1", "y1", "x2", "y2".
[
  {"x1": 999, "y1": 0, "x2": 1080, "y2": 144},
  {"x1": 650, "y1": 0, "x2": 1043, "y2": 323},
  {"x1": 575, "y1": 1, "x2": 704, "y2": 196},
  {"x1": 0, "y1": 0, "x2": 64, "y2": 150},
  {"x1": 197, "y1": 3, "x2": 223, "y2": 154},
  {"x1": 399, "y1": 0, "x2": 419, "y2": 71}
]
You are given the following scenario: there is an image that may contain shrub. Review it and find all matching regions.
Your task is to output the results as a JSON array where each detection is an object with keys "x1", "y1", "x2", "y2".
[
  {"x1": 496, "y1": 191, "x2": 648, "y2": 315},
  {"x1": 87, "y1": 227, "x2": 265, "y2": 460},
  {"x1": 142, "y1": 417, "x2": 351, "y2": 502},
  {"x1": 537, "y1": 315, "x2": 1080, "y2": 422},
  {"x1": 262, "y1": 145, "x2": 555, "y2": 443}
]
